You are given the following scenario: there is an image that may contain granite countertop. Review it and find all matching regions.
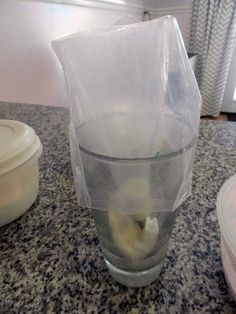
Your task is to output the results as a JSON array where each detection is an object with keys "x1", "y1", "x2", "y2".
[{"x1": 1, "y1": 102, "x2": 236, "y2": 313}]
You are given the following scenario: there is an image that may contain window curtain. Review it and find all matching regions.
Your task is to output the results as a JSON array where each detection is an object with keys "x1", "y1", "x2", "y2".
[{"x1": 188, "y1": 0, "x2": 236, "y2": 116}]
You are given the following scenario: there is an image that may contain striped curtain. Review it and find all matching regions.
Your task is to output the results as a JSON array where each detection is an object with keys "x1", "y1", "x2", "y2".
[{"x1": 188, "y1": 0, "x2": 236, "y2": 116}]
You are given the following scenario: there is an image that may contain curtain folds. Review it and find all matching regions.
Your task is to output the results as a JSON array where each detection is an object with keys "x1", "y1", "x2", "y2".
[{"x1": 188, "y1": 0, "x2": 236, "y2": 116}]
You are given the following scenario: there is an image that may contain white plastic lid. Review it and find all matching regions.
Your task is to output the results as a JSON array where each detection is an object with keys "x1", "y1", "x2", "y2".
[
  {"x1": 217, "y1": 174, "x2": 236, "y2": 256},
  {"x1": 221, "y1": 237, "x2": 236, "y2": 301},
  {"x1": 0, "y1": 120, "x2": 42, "y2": 176}
]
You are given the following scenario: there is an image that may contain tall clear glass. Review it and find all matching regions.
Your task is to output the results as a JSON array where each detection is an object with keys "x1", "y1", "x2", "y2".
[{"x1": 76, "y1": 112, "x2": 196, "y2": 287}]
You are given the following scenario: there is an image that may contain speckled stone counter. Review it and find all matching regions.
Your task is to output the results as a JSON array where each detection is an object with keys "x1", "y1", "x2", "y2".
[{"x1": 0, "y1": 102, "x2": 236, "y2": 313}]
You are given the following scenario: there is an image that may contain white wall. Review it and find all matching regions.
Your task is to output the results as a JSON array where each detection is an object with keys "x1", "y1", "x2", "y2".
[
  {"x1": 0, "y1": 0, "x2": 192, "y2": 108},
  {"x1": 145, "y1": 0, "x2": 192, "y2": 8},
  {"x1": 222, "y1": 46, "x2": 236, "y2": 113},
  {"x1": 146, "y1": 0, "x2": 193, "y2": 45},
  {"x1": 0, "y1": 0, "x2": 142, "y2": 107}
]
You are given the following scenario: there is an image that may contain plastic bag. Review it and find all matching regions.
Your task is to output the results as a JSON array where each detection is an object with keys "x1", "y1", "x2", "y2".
[{"x1": 53, "y1": 16, "x2": 202, "y2": 215}]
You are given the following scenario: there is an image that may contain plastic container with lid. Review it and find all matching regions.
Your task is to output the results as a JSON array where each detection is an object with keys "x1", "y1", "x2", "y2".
[
  {"x1": 217, "y1": 174, "x2": 236, "y2": 300},
  {"x1": 0, "y1": 120, "x2": 42, "y2": 226}
]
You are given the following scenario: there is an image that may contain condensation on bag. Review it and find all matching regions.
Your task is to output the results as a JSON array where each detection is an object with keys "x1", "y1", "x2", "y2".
[{"x1": 53, "y1": 16, "x2": 202, "y2": 214}]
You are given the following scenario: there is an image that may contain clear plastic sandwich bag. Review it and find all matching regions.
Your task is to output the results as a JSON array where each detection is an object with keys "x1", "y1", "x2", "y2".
[{"x1": 53, "y1": 16, "x2": 201, "y2": 214}]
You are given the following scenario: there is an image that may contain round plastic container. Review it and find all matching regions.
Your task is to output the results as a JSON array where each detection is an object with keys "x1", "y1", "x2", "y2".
[
  {"x1": 217, "y1": 174, "x2": 236, "y2": 300},
  {"x1": 0, "y1": 120, "x2": 42, "y2": 226}
]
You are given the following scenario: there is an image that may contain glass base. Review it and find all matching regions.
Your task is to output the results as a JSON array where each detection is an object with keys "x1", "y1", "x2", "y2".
[{"x1": 105, "y1": 258, "x2": 164, "y2": 287}]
